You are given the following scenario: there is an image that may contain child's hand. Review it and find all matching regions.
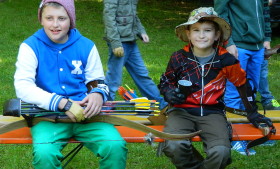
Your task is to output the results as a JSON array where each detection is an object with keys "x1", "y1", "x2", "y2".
[
  {"x1": 247, "y1": 112, "x2": 274, "y2": 129},
  {"x1": 79, "y1": 93, "x2": 103, "y2": 118},
  {"x1": 164, "y1": 88, "x2": 186, "y2": 105},
  {"x1": 62, "y1": 99, "x2": 85, "y2": 122},
  {"x1": 58, "y1": 99, "x2": 85, "y2": 122},
  {"x1": 141, "y1": 34, "x2": 149, "y2": 43},
  {"x1": 113, "y1": 47, "x2": 124, "y2": 57},
  {"x1": 226, "y1": 45, "x2": 238, "y2": 59}
]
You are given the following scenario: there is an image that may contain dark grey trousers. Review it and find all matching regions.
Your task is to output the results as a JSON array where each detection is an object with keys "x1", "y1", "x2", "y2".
[{"x1": 161, "y1": 108, "x2": 231, "y2": 169}]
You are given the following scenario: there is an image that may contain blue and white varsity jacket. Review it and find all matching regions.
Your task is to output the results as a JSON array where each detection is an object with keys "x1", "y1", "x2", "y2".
[{"x1": 14, "y1": 28, "x2": 108, "y2": 111}]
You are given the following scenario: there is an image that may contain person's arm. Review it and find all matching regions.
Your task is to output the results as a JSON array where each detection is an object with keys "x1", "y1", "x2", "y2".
[
  {"x1": 214, "y1": 0, "x2": 238, "y2": 58},
  {"x1": 158, "y1": 55, "x2": 178, "y2": 94},
  {"x1": 264, "y1": 0, "x2": 272, "y2": 43},
  {"x1": 103, "y1": 0, "x2": 122, "y2": 50},
  {"x1": 224, "y1": 57, "x2": 273, "y2": 128},
  {"x1": 78, "y1": 45, "x2": 109, "y2": 118},
  {"x1": 236, "y1": 82, "x2": 255, "y2": 113},
  {"x1": 83, "y1": 45, "x2": 108, "y2": 101},
  {"x1": 135, "y1": 13, "x2": 149, "y2": 43},
  {"x1": 236, "y1": 82, "x2": 274, "y2": 129},
  {"x1": 14, "y1": 43, "x2": 63, "y2": 111},
  {"x1": 158, "y1": 52, "x2": 187, "y2": 105}
]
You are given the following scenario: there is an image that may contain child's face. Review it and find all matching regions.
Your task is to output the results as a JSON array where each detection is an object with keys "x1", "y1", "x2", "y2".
[
  {"x1": 41, "y1": 5, "x2": 71, "y2": 44},
  {"x1": 186, "y1": 21, "x2": 220, "y2": 53}
]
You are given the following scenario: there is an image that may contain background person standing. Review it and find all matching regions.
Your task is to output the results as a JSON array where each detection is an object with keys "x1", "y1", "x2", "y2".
[
  {"x1": 214, "y1": 0, "x2": 278, "y2": 155},
  {"x1": 103, "y1": 0, "x2": 168, "y2": 111}
]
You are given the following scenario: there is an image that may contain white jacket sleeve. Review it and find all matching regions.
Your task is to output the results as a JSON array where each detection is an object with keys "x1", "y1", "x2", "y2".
[
  {"x1": 84, "y1": 45, "x2": 109, "y2": 101},
  {"x1": 84, "y1": 45, "x2": 105, "y2": 84},
  {"x1": 14, "y1": 43, "x2": 60, "y2": 111}
]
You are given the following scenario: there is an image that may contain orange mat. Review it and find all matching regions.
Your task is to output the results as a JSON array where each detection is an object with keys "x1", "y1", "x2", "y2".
[{"x1": 1, "y1": 123, "x2": 280, "y2": 144}]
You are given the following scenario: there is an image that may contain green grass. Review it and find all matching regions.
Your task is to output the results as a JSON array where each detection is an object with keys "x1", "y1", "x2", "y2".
[{"x1": 0, "y1": 0, "x2": 280, "y2": 168}]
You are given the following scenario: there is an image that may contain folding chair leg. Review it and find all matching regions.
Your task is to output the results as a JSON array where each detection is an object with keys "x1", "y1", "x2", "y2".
[{"x1": 62, "y1": 143, "x2": 84, "y2": 168}]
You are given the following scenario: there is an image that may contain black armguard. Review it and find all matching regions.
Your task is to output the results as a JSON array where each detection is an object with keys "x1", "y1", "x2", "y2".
[{"x1": 237, "y1": 79, "x2": 258, "y2": 113}]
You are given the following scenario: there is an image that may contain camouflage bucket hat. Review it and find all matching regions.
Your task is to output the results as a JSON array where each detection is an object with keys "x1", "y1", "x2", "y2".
[{"x1": 175, "y1": 7, "x2": 231, "y2": 42}]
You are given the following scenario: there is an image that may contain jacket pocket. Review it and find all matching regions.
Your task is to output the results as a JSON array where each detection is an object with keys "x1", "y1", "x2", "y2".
[
  {"x1": 116, "y1": 15, "x2": 133, "y2": 38},
  {"x1": 233, "y1": 19, "x2": 264, "y2": 43}
]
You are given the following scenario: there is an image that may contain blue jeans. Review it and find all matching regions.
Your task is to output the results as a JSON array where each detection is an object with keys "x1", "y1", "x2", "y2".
[
  {"x1": 224, "y1": 48, "x2": 264, "y2": 110},
  {"x1": 259, "y1": 59, "x2": 274, "y2": 105},
  {"x1": 105, "y1": 42, "x2": 167, "y2": 110}
]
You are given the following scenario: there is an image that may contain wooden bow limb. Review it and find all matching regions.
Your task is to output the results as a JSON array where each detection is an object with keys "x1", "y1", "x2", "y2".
[
  {"x1": 0, "y1": 115, "x2": 201, "y2": 140},
  {"x1": 227, "y1": 109, "x2": 277, "y2": 153},
  {"x1": 246, "y1": 125, "x2": 276, "y2": 151}
]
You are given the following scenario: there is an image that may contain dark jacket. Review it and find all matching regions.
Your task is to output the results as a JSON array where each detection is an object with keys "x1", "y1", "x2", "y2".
[{"x1": 159, "y1": 45, "x2": 247, "y2": 116}]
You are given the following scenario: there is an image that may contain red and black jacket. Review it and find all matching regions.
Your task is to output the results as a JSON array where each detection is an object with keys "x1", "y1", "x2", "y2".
[{"x1": 159, "y1": 44, "x2": 247, "y2": 116}]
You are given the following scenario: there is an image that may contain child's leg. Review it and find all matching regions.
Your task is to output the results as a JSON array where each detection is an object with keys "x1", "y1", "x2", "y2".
[
  {"x1": 31, "y1": 121, "x2": 73, "y2": 169},
  {"x1": 161, "y1": 108, "x2": 202, "y2": 168},
  {"x1": 245, "y1": 48, "x2": 264, "y2": 92},
  {"x1": 259, "y1": 59, "x2": 274, "y2": 105},
  {"x1": 124, "y1": 42, "x2": 168, "y2": 109},
  {"x1": 105, "y1": 43, "x2": 126, "y2": 101},
  {"x1": 74, "y1": 122, "x2": 127, "y2": 169}
]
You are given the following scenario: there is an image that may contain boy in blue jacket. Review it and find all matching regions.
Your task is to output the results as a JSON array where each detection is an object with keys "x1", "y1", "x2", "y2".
[{"x1": 14, "y1": 0, "x2": 127, "y2": 168}]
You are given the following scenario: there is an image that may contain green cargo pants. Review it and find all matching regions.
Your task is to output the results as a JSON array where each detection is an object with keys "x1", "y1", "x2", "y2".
[{"x1": 31, "y1": 121, "x2": 127, "y2": 169}]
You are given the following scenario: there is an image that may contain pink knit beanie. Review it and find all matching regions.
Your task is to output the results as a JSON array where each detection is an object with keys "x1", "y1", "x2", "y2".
[{"x1": 38, "y1": 0, "x2": 76, "y2": 29}]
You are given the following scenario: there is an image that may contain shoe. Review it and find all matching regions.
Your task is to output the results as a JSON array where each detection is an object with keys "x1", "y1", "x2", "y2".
[
  {"x1": 231, "y1": 141, "x2": 256, "y2": 156},
  {"x1": 263, "y1": 99, "x2": 280, "y2": 110},
  {"x1": 265, "y1": 44, "x2": 280, "y2": 58},
  {"x1": 260, "y1": 140, "x2": 276, "y2": 146}
]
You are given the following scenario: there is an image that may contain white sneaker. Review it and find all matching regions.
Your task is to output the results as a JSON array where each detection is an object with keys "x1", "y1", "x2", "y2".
[{"x1": 231, "y1": 141, "x2": 256, "y2": 156}]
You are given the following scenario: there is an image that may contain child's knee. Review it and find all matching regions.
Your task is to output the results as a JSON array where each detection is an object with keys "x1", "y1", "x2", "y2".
[
  {"x1": 33, "y1": 144, "x2": 63, "y2": 168},
  {"x1": 207, "y1": 145, "x2": 231, "y2": 162},
  {"x1": 162, "y1": 140, "x2": 192, "y2": 156},
  {"x1": 104, "y1": 140, "x2": 127, "y2": 156}
]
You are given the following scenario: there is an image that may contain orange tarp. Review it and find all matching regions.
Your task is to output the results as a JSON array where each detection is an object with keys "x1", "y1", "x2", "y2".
[{"x1": 1, "y1": 123, "x2": 280, "y2": 144}]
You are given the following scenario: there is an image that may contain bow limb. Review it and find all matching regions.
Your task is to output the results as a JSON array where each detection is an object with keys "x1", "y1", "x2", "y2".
[
  {"x1": 246, "y1": 125, "x2": 276, "y2": 150},
  {"x1": 0, "y1": 115, "x2": 201, "y2": 140},
  {"x1": 0, "y1": 116, "x2": 59, "y2": 134},
  {"x1": 0, "y1": 117, "x2": 28, "y2": 134},
  {"x1": 85, "y1": 115, "x2": 201, "y2": 140}
]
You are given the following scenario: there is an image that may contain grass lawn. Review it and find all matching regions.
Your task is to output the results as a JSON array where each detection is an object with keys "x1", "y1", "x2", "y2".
[{"x1": 0, "y1": 0, "x2": 280, "y2": 168}]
